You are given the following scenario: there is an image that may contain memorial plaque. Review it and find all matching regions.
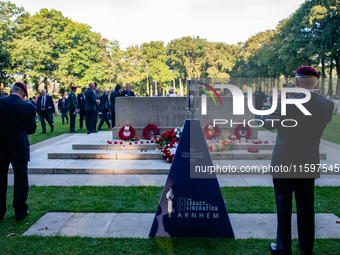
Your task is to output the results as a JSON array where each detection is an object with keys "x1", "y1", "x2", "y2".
[{"x1": 149, "y1": 119, "x2": 234, "y2": 238}]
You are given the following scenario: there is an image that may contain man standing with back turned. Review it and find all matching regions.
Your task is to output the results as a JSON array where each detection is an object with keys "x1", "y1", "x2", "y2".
[
  {"x1": 85, "y1": 82, "x2": 99, "y2": 134},
  {"x1": 68, "y1": 86, "x2": 78, "y2": 132},
  {"x1": 0, "y1": 82, "x2": 36, "y2": 221},
  {"x1": 262, "y1": 66, "x2": 334, "y2": 255}
]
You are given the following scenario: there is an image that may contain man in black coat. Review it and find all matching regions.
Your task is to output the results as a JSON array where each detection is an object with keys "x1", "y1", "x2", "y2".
[
  {"x1": 254, "y1": 86, "x2": 266, "y2": 124},
  {"x1": 68, "y1": 86, "x2": 78, "y2": 132},
  {"x1": 0, "y1": 82, "x2": 36, "y2": 221},
  {"x1": 98, "y1": 89, "x2": 110, "y2": 130},
  {"x1": 85, "y1": 82, "x2": 99, "y2": 134},
  {"x1": 57, "y1": 94, "x2": 68, "y2": 125},
  {"x1": 263, "y1": 66, "x2": 334, "y2": 255},
  {"x1": 77, "y1": 87, "x2": 86, "y2": 130},
  {"x1": 110, "y1": 84, "x2": 122, "y2": 127},
  {"x1": 121, "y1": 83, "x2": 135, "y2": 97},
  {"x1": 37, "y1": 89, "x2": 55, "y2": 133}
]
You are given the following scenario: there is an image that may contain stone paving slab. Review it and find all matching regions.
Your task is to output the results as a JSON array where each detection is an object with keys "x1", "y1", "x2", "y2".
[
  {"x1": 23, "y1": 213, "x2": 340, "y2": 239},
  {"x1": 7, "y1": 174, "x2": 340, "y2": 187}
]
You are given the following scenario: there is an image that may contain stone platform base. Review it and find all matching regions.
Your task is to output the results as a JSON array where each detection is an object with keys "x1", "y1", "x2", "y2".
[
  {"x1": 112, "y1": 127, "x2": 258, "y2": 140},
  {"x1": 23, "y1": 212, "x2": 340, "y2": 239}
]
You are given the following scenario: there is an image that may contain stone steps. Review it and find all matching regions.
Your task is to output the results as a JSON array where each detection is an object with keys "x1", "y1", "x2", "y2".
[
  {"x1": 48, "y1": 149, "x2": 326, "y2": 160},
  {"x1": 72, "y1": 143, "x2": 276, "y2": 150}
]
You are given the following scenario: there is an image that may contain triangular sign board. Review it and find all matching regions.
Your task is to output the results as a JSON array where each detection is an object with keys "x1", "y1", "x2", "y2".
[{"x1": 149, "y1": 119, "x2": 234, "y2": 238}]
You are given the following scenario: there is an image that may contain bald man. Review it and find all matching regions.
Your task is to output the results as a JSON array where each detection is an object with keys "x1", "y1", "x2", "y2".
[{"x1": 97, "y1": 89, "x2": 110, "y2": 130}]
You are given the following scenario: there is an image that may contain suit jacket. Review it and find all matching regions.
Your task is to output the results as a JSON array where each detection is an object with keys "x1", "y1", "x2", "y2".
[
  {"x1": 68, "y1": 91, "x2": 78, "y2": 112},
  {"x1": 262, "y1": 93, "x2": 334, "y2": 176},
  {"x1": 99, "y1": 94, "x2": 110, "y2": 112},
  {"x1": 37, "y1": 95, "x2": 55, "y2": 115},
  {"x1": 77, "y1": 93, "x2": 86, "y2": 111},
  {"x1": 0, "y1": 94, "x2": 37, "y2": 162},
  {"x1": 58, "y1": 98, "x2": 69, "y2": 112},
  {"x1": 110, "y1": 90, "x2": 122, "y2": 112},
  {"x1": 85, "y1": 88, "x2": 97, "y2": 111},
  {"x1": 121, "y1": 90, "x2": 135, "y2": 97}
]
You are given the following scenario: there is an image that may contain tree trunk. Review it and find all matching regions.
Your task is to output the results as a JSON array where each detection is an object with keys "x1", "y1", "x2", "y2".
[
  {"x1": 150, "y1": 83, "x2": 153, "y2": 97},
  {"x1": 335, "y1": 54, "x2": 340, "y2": 96},
  {"x1": 321, "y1": 57, "x2": 325, "y2": 96},
  {"x1": 147, "y1": 76, "x2": 149, "y2": 96},
  {"x1": 328, "y1": 61, "x2": 333, "y2": 97},
  {"x1": 179, "y1": 78, "x2": 183, "y2": 96},
  {"x1": 155, "y1": 79, "x2": 158, "y2": 96},
  {"x1": 162, "y1": 88, "x2": 165, "y2": 96},
  {"x1": 0, "y1": 82, "x2": 3, "y2": 94},
  {"x1": 173, "y1": 78, "x2": 175, "y2": 93}
]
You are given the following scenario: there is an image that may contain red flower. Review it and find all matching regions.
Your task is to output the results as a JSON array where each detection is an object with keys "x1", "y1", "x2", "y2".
[
  {"x1": 151, "y1": 141, "x2": 154, "y2": 143},
  {"x1": 164, "y1": 136, "x2": 169, "y2": 140},
  {"x1": 172, "y1": 138, "x2": 176, "y2": 143},
  {"x1": 135, "y1": 141, "x2": 138, "y2": 144},
  {"x1": 140, "y1": 141, "x2": 143, "y2": 144},
  {"x1": 161, "y1": 133, "x2": 165, "y2": 137},
  {"x1": 129, "y1": 142, "x2": 132, "y2": 145},
  {"x1": 159, "y1": 138, "x2": 162, "y2": 142},
  {"x1": 147, "y1": 141, "x2": 150, "y2": 143},
  {"x1": 120, "y1": 141, "x2": 123, "y2": 145},
  {"x1": 171, "y1": 132, "x2": 175, "y2": 137}
]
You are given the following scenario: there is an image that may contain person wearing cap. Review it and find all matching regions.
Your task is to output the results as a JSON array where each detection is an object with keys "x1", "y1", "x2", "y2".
[
  {"x1": 110, "y1": 84, "x2": 122, "y2": 127},
  {"x1": 167, "y1": 87, "x2": 179, "y2": 97},
  {"x1": 37, "y1": 89, "x2": 55, "y2": 134},
  {"x1": 57, "y1": 94, "x2": 69, "y2": 125},
  {"x1": 121, "y1": 83, "x2": 135, "y2": 97},
  {"x1": 262, "y1": 66, "x2": 334, "y2": 255},
  {"x1": 68, "y1": 86, "x2": 78, "y2": 132},
  {"x1": 97, "y1": 89, "x2": 110, "y2": 130},
  {"x1": 0, "y1": 82, "x2": 36, "y2": 221},
  {"x1": 77, "y1": 87, "x2": 86, "y2": 130}
]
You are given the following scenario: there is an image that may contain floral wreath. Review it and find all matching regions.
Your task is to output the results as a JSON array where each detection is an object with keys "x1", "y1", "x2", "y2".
[
  {"x1": 143, "y1": 124, "x2": 159, "y2": 140},
  {"x1": 161, "y1": 142, "x2": 178, "y2": 163},
  {"x1": 234, "y1": 124, "x2": 252, "y2": 139},
  {"x1": 118, "y1": 125, "x2": 136, "y2": 140},
  {"x1": 204, "y1": 124, "x2": 220, "y2": 139}
]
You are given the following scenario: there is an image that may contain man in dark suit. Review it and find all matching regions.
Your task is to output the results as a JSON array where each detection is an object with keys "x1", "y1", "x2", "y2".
[
  {"x1": 85, "y1": 82, "x2": 99, "y2": 134},
  {"x1": 0, "y1": 82, "x2": 36, "y2": 221},
  {"x1": 121, "y1": 83, "x2": 135, "y2": 97},
  {"x1": 37, "y1": 89, "x2": 55, "y2": 133},
  {"x1": 263, "y1": 66, "x2": 334, "y2": 255},
  {"x1": 68, "y1": 86, "x2": 78, "y2": 132},
  {"x1": 98, "y1": 89, "x2": 110, "y2": 130},
  {"x1": 94, "y1": 83, "x2": 100, "y2": 126},
  {"x1": 57, "y1": 94, "x2": 68, "y2": 125},
  {"x1": 110, "y1": 84, "x2": 122, "y2": 127},
  {"x1": 77, "y1": 87, "x2": 86, "y2": 130}
]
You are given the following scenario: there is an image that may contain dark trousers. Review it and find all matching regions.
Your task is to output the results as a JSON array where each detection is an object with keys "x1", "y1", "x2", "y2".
[
  {"x1": 79, "y1": 110, "x2": 86, "y2": 128},
  {"x1": 69, "y1": 111, "x2": 76, "y2": 131},
  {"x1": 95, "y1": 110, "x2": 99, "y2": 124},
  {"x1": 0, "y1": 161, "x2": 29, "y2": 220},
  {"x1": 98, "y1": 111, "x2": 110, "y2": 129},
  {"x1": 61, "y1": 110, "x2": 68, "y2": 124},
  {"x1": 111, "y1": 111, "x2": 116, "y2": 127},
  {"x1": 86, "y1": 110, "x2": 96, "y2": 132},
  {"x1": 39, "y1": 110, "x2": 53, "y2": 132},
  {"x1": 273, "y1": 178, "x2": 315, "y2": 255}
]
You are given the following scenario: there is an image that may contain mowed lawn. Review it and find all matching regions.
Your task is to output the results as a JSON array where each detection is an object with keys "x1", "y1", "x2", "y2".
[
  {"x1": 29, "y1": 113, "x2": 110, "y2": 145},
  {"x1": 0, "y1": 186, "x2": 339, "y2": 254}
]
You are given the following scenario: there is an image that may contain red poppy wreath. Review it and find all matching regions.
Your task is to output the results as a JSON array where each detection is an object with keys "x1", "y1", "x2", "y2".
[
  {"x1": 118, "y1": 125, "x2": 136, "y2": 140},
  {"x1": 143, "y1": 124, "x2": 160, "y2": 140},
  {"x1": 234, "y1": 124, "x2": 252, "y2": 139},
  {"x1": 204, "y1": 124, "x2": 220, "y2": 139}
]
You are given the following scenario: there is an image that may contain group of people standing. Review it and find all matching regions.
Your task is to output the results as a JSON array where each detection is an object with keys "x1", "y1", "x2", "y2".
[{"x1": 32, "y1": 82, "x2": 136, "y2": 135}]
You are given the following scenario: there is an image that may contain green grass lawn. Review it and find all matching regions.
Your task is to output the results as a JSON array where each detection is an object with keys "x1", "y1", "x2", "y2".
[
  {"x1": 1, "y1": 186, "x2": 339, "y2": 254},
  {"x1": 29, "y1": 113, "x2": 111, "y2": 145},
  {"x1": 258, "y1": 115, "x2": 340, "y2": 145}
]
